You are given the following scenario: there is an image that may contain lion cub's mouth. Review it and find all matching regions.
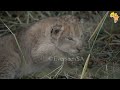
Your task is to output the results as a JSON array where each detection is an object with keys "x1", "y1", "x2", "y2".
[{"x1": 60, "y1": 50, "x2": 81, "y2": 57}]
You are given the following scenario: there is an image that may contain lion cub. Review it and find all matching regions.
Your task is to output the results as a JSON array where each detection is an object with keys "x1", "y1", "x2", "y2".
[{"x1": 0, "y1": 15, "x2": 84, "y2": 79}]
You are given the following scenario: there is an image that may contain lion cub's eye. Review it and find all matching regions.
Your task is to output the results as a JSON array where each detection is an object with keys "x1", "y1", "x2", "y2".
[{"x1": 66, "y1": 37, "x2": 73, "y2": 41}]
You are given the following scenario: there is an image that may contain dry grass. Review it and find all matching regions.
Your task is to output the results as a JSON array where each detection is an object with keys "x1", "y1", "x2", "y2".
[{"x1": 0, "y1": 11, "x2": 120, "y2": 79}]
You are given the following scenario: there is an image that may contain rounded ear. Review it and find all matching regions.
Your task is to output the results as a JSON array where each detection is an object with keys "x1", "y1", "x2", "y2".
[{"x1": 50, "y1": 24, "x2": 62, "y2": 40}]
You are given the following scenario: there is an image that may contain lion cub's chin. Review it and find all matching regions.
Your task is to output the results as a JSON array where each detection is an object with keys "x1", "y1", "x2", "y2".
[{"x1": 61, "y1": 51, "x2": 80, "y2": 57}]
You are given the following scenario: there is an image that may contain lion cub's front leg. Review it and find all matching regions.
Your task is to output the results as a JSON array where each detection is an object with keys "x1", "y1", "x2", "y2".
[{"x1": 0, "y1": 56, "x2": 20, "y2": 79}]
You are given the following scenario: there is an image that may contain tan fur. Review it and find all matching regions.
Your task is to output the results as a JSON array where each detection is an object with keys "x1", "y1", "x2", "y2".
[{"x1": 0, "y1": 15, "x2": 84, "y2": 79}]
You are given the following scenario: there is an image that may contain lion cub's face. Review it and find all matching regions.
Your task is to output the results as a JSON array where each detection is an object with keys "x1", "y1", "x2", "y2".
[{"x1": 50, "y1": 15, "x2": 84, "y2": 56}]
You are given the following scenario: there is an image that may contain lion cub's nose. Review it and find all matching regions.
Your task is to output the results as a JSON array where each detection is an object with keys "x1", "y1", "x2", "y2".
[{"x1": 76, "y1": 46, "x2": 82, "y2": 52}]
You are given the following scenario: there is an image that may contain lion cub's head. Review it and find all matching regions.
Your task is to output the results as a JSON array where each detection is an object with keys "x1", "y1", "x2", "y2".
[
  {"x1": 31, "y1": 15, "x2": 84, "y2": 59},
  {"x1": 50, "y1": 15, "x2": 84, "y2": 56}
]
